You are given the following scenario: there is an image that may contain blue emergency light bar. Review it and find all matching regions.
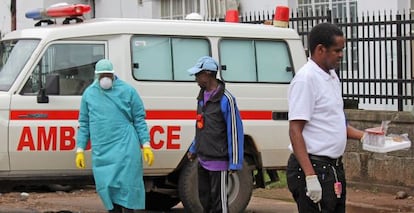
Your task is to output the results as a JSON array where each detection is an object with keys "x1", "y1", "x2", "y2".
[{"x1": 25, "y1": 8, "x2": 49, "y2": 20}]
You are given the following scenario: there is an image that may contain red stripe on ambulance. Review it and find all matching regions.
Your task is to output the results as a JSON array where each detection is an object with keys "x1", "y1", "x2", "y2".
[
  {"x1": 10, "y1": 110, "x2": 273, "y2": 120},
  {"x1": 12, "y1": 110, "x2": 273, "y2": 151}
]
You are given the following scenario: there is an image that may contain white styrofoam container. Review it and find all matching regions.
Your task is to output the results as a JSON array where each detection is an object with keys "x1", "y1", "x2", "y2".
[{"x1": 363, "y1": 138, "x2": 411, "y2": 153}]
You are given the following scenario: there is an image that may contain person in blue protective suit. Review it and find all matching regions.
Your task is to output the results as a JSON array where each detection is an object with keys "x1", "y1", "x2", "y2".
[
  {"x1": 75, "y1": 59, "x2": 154, "y2": 213},
  {"x1": 186, "y1": 56, "x2": 244, "y2": 213}
]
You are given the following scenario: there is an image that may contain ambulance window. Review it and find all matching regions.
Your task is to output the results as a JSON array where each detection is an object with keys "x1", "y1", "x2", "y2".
[
  {"x1": 131, "y1": 36, "x2": 209, "y2": 81},
  {"x1": 21, "y1": 43, "x2": 105, "y2": 95},
  {"x1": 171, "y1": 38, "x2": 209, "y2": 80},
  {"x1": 220, "y1": 40, "x2": 256, "y2": 81},
  {"x1": 256, "y1": 41, "x2": 293, "y2": 82},
  {"x1": 219, "y1": 39, "x2": 293, "y2": 83},
  {"x1": 0, "y1": 39, "x2": 39, "y2": 91}
]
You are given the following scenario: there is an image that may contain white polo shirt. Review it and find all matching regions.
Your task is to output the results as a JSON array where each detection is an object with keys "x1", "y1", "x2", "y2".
[{"x1": 288, "y1": 59, "x2": 347, "y2": 158}]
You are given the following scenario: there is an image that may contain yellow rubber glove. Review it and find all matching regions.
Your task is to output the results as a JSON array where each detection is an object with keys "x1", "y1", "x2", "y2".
[
  {"x1": 143, "y1": 147, "x2": 154, "y2": 166},
  {"x1": 75, "y1": 151, "x2": 86, "y2": 169}
]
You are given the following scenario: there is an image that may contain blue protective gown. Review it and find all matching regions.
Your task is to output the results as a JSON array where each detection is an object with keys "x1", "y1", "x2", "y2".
[{"x1": 76, "y1": 77, "x2": 150, "y2": 210}]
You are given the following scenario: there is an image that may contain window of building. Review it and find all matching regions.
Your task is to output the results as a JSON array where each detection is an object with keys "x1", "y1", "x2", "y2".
[
  {"x1": 21, "y1": 43, "x2": 105, "y2": 96},
  {"x1": 206, "y1": 0, "x2": 226, "y2": 20},
  {"x1": 219, "y1": 39, "x2": 293, "y2": 83},
  {"x1": 297, "y1": 0, "x2": 357, "y2": 19},
  {"x1": 297, "y1": 0, "x2": 358, "y2": 70},
  {"x1": 131, "y1": 36, "x2": 210, "y2": 81},
  {"x1": 160, "y1": 0, "x2": 200, "y2": 20}
]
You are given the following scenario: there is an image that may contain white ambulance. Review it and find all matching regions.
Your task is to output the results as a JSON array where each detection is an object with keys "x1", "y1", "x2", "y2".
[{"x1": 0, "y1": 7, "x2": 307, "y2": 212}]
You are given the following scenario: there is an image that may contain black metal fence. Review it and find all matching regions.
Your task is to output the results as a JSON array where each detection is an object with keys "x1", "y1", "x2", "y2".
[{"x1": 238, "y1": 10, "x2": 414, "y2": 111}]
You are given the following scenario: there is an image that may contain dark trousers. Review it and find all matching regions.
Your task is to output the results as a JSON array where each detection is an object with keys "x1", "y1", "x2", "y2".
[
  {"x1": 108, "y1": 203, "x2": 135, "y2": 213},
  {"x1": 198, "y1": 164, "x2": 228, "y2": 213},
  {"x1": 286, "y1": 154, "x2": 346, "y2": 213}
]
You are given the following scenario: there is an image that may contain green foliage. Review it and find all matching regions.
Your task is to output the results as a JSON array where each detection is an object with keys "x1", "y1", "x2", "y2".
[
  {"x1": 253, "y1": 169, "x2": 288, "y2": 188},
  {"x1": 266, "y1": 170, "x2": 287, "y2": 189}
]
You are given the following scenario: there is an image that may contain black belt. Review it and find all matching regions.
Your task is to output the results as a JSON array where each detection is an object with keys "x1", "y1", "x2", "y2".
[{"x1": 309, "y1": 154, "x2": 342, "y2": 166}]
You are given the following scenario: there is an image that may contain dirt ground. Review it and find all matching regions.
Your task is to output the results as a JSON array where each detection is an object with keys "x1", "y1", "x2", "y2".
[
  {"x1": 0, "y1": 184, "x2": 414, "y2": 212},
  {"x1": 253, "y1": 186, "x2": 414, "y2": 212}
]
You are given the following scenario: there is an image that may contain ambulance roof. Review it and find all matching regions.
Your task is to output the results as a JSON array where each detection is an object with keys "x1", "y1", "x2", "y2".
[{"x1": 3, "y1": 18, "x2": 300, "y2": 41}]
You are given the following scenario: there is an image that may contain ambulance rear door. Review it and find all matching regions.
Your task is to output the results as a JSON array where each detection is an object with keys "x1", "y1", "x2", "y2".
[{"x1": 9, "y1": 41, "x2": 106, "y2": 172}]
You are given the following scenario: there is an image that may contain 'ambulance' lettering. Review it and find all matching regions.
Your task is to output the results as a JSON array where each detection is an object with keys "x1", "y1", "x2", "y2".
[
  {"x1": 17, "y1": 127, "x2": 36, "y2": 151},
  {"x1": 17, "y1": 125, "x2": 181, "y2": 151},
  {"x1": 61, "y1": 126, "x2": 76, "y2": 150},
  {"x1": 17, "y1": 126, "x2": 76, "y2": 151},
  {"x1": 150, "y1": 125, "x2": 181, "y2": 150}
]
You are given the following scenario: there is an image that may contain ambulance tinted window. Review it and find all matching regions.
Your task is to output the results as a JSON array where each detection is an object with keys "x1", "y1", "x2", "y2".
[
  {"x1": 131, "y1": 36, "x2": 210, "y2": 81},
  {"x1": 21, "y1": 43, "x2": 104, "y2": 95},
  {"x1": 219, "y1": 39, "x2": 293, "y2": 83}
]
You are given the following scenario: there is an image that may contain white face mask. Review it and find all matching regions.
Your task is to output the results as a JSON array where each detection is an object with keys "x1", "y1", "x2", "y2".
[{"x1": 99, "y1": 77, "x2": 113, "y2": 90}]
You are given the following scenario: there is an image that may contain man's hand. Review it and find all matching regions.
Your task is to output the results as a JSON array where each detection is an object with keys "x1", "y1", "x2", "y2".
[
  {"x1": 187, "y1": 152, "x2": 196, "y2": 161},
  {"x1": 360, "y1": 132, "x2": 369, "y2": 143},
  {"x1": 305, "y1": 175, "x2": 322, "y2": 203},
  {"x1": 75, "y1": 152, "x2": 86, "y2": 169},
  {"x1": 142, "y1": 147, "x2": 154, "y2": 166},
  {"x1": 228, "y1": 170, "x2": 237, "y2": 175}
]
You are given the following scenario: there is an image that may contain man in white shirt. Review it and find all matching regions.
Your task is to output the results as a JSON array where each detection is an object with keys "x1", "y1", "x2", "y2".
[{"x1": 287, "y1": 22, "x2": 365, "y2": 213}]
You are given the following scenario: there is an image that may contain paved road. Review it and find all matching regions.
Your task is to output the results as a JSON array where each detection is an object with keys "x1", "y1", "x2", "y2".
[
  {"x1": 0, "y1": 194, "x2": 400, "y2": 213},
  {"x1": 171, "y1": 197, "x2": 298, "y2": 213},
  {"x1": 0, "y1": 195, "x2": 298, "y2": 213}
]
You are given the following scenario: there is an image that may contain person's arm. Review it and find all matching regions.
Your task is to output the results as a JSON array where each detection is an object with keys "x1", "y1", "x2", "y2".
[
  {"x1": 130, "y1": 87, "x2": 154, "y2": 166},
  {"x1": 222, "y1": 92, "x2": 244, "y2": 171},
  {"x1": 76, "y1": 94, "x2": 90, "y2": 151},
  {"x1": 187, "y1": 101, "x2": 200, "y2": 161},
  {"x1": 347, "y1": 124, "x2": 365, "y2": 141},
  {"x1": 290, "y1": 119, "x2": 322, "y2": 203},
  {"x1": 75, "y1": 93, "x2": 90, "y2": 169},
  {"x1": 289, "y1": 120, "x2": 315, "y2": 176},
  {"x1": 130, "y1": 88, "x2": 150, "y2": 145}
]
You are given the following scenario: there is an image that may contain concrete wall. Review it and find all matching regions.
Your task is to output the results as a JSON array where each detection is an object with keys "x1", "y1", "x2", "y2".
[
  {"x1": 0, "y1": 0, "x2": 11, "y2": 37},
  {"x1": 238, "y1": 0, "x2": 287, "y2": 13},
  {"x1": 358, "y1": 0, "x2": 410, "y2": 15},
  {"x1": 94, "y1": 0, "x2": 138, "y2": 18},
  {"x1": 344, "y1": 109, "x2": 414, "y2": 193}
]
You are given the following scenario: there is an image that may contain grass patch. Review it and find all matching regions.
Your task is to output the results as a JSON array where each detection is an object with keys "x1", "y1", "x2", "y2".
[
  {"x1": 252, "y1": 170, "x2": 294, "y2": 202},
  {"x1": 266, "y1": 170, "x2": 287, "y2": 189}
]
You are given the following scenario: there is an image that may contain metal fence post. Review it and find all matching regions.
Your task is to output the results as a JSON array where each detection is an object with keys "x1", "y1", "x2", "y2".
[{"x1": 396, "y1": 14, "x2": 403, "y2": 111}]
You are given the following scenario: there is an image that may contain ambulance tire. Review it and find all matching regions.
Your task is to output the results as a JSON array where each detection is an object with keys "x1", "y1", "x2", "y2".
[
  {"x1": 145, "y1": 192, "x2": 181, "y2": 210},
  {"x1": 178, "y1": 159, "x2": 253, "y2": 212}
]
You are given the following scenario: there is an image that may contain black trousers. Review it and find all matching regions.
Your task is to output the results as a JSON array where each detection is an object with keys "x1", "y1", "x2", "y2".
[
  {"x1": 108, "y1": 203, "x2": 135, "y2": 213},
  {"x1": 286, "y1": 154, "x2": 346, "y2": 213},
  {"x1": 198, "y1": 164, "x2": 228, "y2": 213}
]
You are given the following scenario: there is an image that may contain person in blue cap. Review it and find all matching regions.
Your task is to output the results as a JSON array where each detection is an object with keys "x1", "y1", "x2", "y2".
[
  {"x1": 186, "y1": 56, "x2": 244, "y2": 213},
  {"x1": 75, "y1": 59, "x2": 154, "y2": 213}
]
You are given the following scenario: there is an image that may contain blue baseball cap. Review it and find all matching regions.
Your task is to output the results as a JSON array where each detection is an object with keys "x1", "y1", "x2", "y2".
[{"x1": 187, "y1": 56, "x2": 219, "y2": 75}]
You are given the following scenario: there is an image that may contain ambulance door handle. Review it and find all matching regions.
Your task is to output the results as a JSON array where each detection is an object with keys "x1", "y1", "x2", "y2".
[
  {"x1": 133, "y1": 63, "x2": 139, "y2": 69},
  {"x1": 19, "y1": 113, "x2": 48, "y2": 119},
  {"x1": 272, "y1": 112, "x2": 288, "y2": 120}
]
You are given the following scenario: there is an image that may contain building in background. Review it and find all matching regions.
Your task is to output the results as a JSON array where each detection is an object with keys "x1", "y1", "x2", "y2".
[
  {"x1": 0, "y1": 0, "x2": 410, "y2": 32},
  {"x1": 0, "y1": 0, "x2": 11, "y2": 37},
  {"x1": 6, "y1": 0, "x2": 294, "y2": 31},
  {"x1": 1, "y1": 0, "x2": 413, "y2": 111}
]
